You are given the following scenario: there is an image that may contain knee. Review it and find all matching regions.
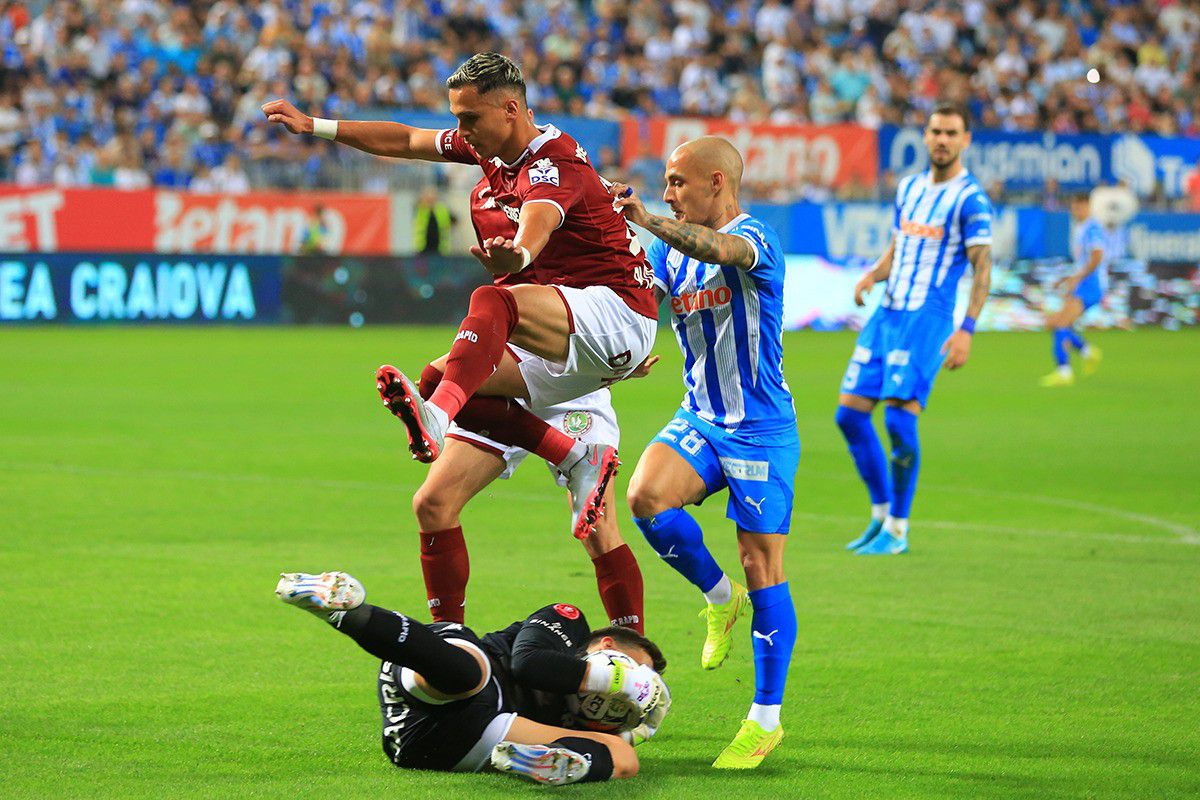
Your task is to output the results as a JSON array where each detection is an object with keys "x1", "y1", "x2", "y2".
[
  {"x1": 627, "y1": 481, "x2": 671, "y2": 520},
  {"x1": 835, "y1": 404, "x2": 865, "y2": 436},
  {"x1": 602, "y1": 735, "x2": 639, "y2": 778},
  {"x1": 738, "y1": 542, "x2": 784, "y2": 588},
  {"x1": 412, "y1": 485, "x2": 459, "y2": 529}
]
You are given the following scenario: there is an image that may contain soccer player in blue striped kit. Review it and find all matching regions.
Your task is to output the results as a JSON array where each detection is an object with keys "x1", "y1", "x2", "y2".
[
  {"x1": 837, "y1": 103, "x2": 994, "y2": 555},
  {"x1": 611, "y1": 136, "x2": 798, "y2": 769},
  {"x1": 1039, "y1": 193, "x2": 1107, "y2": 387}
]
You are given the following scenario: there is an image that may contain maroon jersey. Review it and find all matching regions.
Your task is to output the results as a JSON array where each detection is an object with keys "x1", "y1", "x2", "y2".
[
  {"x1": 436, "y1": 125, "x2": 657, "y2": 318},
  {"x1": 469, "y1": 177, "x2": 534, "y2": 287}
]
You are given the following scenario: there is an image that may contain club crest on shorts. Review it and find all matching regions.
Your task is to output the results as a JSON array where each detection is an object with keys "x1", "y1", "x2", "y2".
[
  {"x1": 607, "y1": 350, "x2": 632, "y2": 369},
  {"x1": 562, "y1": 411, "x2": 594, "y2": 436}
]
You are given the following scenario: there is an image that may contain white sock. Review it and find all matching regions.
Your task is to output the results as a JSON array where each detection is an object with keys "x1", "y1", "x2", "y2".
[
  {"x1": 704, "y1": 574, "x2": 732, "y2": 605},
  {"x1": 426, "y1": 401, "x2": 450, "y2": 436},
  {"x1": 1057, "y1": 365, "x2": 1073, "y2": 378},
  {"x1": 1080, "y1": 344, "x2": 1092, "y2": 357},
  {"x1": 748, "y1": 703, "x2": 781, "y2": 732},
  {"x1": 557, "y1": 440, "x2": 589, "y2": 471},
  {"x1": 871, "y1": 502, "x2": 889, "y2": 522},
  {"x1": 884, "y1": 516, "x2": 908, "y2": 538}
]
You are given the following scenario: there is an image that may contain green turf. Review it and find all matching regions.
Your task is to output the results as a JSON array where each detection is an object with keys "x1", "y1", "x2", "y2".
[{"x1": 2, "y1": 326, "x2": 1198, "y2": 799}]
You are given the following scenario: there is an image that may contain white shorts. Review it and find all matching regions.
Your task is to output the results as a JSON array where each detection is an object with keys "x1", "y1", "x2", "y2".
[
  {"x1": 446, "y1": 385, "x2": 620, "y2": 482},
  {"x1": 515, "y1": 285, "x2": 657, "y2": 408}
]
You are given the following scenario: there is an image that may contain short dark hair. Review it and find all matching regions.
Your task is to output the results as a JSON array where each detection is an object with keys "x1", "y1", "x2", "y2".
[
  {"x1": 929, "y1": 102, "x2": 971, "y2": 131},
  {"x1": 586, "y1": 626, "x2": 668, "y2": 674},
  {"x1": 446, "y1": 52, "x2": 526, "y2": 99}
]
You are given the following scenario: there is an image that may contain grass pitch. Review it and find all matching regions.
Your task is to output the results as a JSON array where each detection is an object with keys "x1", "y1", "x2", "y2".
[{"x1": 2, "y1": 326, "x2": 1198, "y2": 799}]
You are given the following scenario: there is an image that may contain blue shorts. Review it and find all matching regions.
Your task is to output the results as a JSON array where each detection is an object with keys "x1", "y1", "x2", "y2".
[
  {"x1": 840, "y1": 307, "x2": 953, "y2": 408},
  {"x1": 651, "y1": 408, "x2": 799, "y2": 534},
  {"x1": 1073, "y1": 274, "x2": 1103, "y2": 310}
]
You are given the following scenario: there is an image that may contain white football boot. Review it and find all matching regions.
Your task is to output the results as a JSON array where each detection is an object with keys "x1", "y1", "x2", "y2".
[
  {"x1": 275, "y1": 571, "x2": 366, "y2": 617},
  {"x1": 563, "y1": 444, "x2": 620, "y2": 540},
  {"x1": 490, "y1": 742, "x2": 591, "y2": 786}
]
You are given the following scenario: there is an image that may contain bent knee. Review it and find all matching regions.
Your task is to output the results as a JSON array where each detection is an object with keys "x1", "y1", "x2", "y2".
[
  {"x1": 411, "y1": 486, "x2": 461, "y2": 528},
  {"x1": 603, "y1": 735, "x2": 638, "y2": 778},
  {"x1": 627, "y1": 483, "x2": 673, "y2": 519}
]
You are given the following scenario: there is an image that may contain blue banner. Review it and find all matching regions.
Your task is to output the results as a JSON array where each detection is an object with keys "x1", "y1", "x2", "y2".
[
  {"x1": 0, "y1": 254, "x2": 282, "y2": 323},
  {"x1": 879, "y1": 126, "x2": 1200, "y2": 198},
  {"x1": 364, "y1": 108, "x2": 622, "y2": 163}
]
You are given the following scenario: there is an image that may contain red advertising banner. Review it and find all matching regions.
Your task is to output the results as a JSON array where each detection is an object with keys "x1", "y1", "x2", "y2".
[
  {"x1": 0, "y1": 187, "x2": 391, "y2": 254},
  {"x1": 621, "y1": 118, "x2": 879, "y2": 189}
]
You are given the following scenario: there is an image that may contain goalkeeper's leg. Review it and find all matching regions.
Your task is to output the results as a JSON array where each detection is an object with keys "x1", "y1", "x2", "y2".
[{"x1": 275, "y1": 572, "x2": 486, "y2": 698}]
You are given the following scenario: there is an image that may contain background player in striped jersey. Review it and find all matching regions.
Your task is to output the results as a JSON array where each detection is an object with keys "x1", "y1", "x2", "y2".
[
  {"x1": 836, "y1": 103, "x2": 994, "y2": 556},
  {"x1": 1040, "y1": 193, "x2": 1107, "y2": 387},
  {"x1": 611, "y1": 137, "x2": 799, "y2": 770}
]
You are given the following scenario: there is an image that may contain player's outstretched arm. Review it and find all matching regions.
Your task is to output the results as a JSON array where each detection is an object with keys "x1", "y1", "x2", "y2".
[
  {"x1": 260, "y1": 98, "x2": 446, "y2": 161},
  {"x1": 943, "y1": 243, "x2": 992, "y2": 370},
  {"x1": 610, "y1": 183, "x2": 756, "y2": 270}
]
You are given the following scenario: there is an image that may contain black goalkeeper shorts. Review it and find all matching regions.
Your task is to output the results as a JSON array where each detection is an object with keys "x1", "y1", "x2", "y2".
[{"x1": 376, "y1": 622, "x2": 517, "y2": 772}]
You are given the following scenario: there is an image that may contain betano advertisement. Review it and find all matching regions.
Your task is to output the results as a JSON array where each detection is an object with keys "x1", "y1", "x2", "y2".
[
  {"x1": 0, "y1": 187, "x2": 391, "y2": 254},
  {"x1": 622, "y1": 118, "x2": 878, "y2": 189}
]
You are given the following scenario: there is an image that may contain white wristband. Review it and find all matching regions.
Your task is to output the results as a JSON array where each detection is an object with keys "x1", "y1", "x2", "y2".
[
  {"x1": 519, "y1": 246, "x2": 532, "y2": 269},
  {"x1": 311, "y1": 117, "x2": 338, "y2": 140}
]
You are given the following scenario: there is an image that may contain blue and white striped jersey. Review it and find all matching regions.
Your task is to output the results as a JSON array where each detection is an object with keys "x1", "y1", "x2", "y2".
[
  {"x1": 645, "y1": 213, "x2": 796, "y2": 435},
  {"x1": 882, "y1": 169, "x2": 993, "y2": 313},
  {"x1": 1072, "y1": 216, "x2": 1109, "y2": 289}
]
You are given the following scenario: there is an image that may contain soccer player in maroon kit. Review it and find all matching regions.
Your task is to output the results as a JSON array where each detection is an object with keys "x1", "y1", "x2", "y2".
[
  {"x1": 409, "y1": 176, "x2": 646, "y2": 632},
  {"x1": 262, "y1": 54, "x2": 653, "y2": 620}
]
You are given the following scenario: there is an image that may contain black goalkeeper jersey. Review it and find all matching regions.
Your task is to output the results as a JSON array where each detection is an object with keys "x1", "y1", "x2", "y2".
[{"x1": 481, "y1": 603, "x2": 592, "y2": 726}]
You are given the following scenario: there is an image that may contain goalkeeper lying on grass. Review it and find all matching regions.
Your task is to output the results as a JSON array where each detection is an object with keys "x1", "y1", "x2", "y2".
[{"x1": 275, "y1": 571, "x2": 669, "y2": 786}]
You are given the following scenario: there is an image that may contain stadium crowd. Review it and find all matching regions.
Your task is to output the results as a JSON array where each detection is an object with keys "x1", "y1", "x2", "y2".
[{"x1": 1, "y1": 0, "x2": 1199, "y2": 203}]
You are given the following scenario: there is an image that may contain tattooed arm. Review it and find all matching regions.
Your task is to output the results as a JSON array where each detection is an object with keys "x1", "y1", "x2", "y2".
[
  {"x1": 611, "y1": 183, "x2": 757, "y2": 270},
  {"x1": 942, "y1": 244, "x2": 992, "y2": 370}
]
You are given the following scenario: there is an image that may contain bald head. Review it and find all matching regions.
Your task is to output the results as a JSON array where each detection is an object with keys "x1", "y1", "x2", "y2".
[{"x1": 670, "y1": 136, "x2": 744, "y2": 195}]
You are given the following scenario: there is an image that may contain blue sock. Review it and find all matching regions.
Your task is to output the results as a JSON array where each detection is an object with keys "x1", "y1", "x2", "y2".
[
  {"x1": 749, "y1": 582, "x2": 796, "y2": 705},
  {"x1": 1065, "y1": 328, "x2": 1085, "y2": 351},
  {"x1": 634, "y1": 508, "x2": 723, "y2": 593},
  {"x1": 1052, "y1": 328, "x2": 1071, "y2": 366},
  {"x1": 835, "y1": 405, "x2": 891, "y2": 505},
  {"x1": 884, "y1": 406, "x2": 920, "y2": 521}
]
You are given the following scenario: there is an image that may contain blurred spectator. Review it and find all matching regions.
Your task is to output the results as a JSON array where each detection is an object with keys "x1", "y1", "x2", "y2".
[
  {"x1": 0, "y1": 0, "x2": 1196, "y2": 206},
  {"x1": 413, "y1": 187, "x2": 455, "y2": 255},
  {"x1": 299, "y1": 204, "x2": 331, "y2": 254}
]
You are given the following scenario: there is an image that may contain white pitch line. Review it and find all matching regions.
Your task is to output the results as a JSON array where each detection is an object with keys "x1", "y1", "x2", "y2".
[{"x1": 5, "y1": 462, "x2": 1198, "y2": 546}]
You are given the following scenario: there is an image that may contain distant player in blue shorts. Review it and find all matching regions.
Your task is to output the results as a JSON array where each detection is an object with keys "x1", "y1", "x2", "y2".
[
  {"x1": 836, "y1": 104, "x2": 994, "y2": 556},
  {"x1": 1040, "y1": 193, "x2": 1106, "y2": 387},
  {"x1": 611, "y1": 136, "x2": 798, "y2": 769}
]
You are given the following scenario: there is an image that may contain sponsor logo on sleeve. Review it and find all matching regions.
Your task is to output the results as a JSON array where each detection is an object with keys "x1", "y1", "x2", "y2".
[{"x1": 529, "y1": 158, "x2": 560, "y2": 186}]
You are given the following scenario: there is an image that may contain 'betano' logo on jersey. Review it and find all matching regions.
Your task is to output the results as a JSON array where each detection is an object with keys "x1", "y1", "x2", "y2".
[
  {"x1": 899, "y1": 219, "x2": 945, "y2": 239},
  {"x1": 671, "y1": 286, "x2": 732, "y2": 314}
]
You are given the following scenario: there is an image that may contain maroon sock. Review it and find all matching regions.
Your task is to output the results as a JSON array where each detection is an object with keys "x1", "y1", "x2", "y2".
[
  {"x1": 429, "y1": 286, "x2": 518, "y2": 421},
  {"x1": 420, "y1": 361, "x2": 578, "y2": 465},
  {"x1": 419, "y1": 526, "x2": 469, "y2": 624},
  {"x1": 592, "y1": 544, "x2": 645, "y2": 634}
]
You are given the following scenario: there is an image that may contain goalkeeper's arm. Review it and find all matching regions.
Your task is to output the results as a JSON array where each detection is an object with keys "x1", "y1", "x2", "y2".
[{"x1": 261, "y1": 98, "x2": 446, "y2": 161}]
